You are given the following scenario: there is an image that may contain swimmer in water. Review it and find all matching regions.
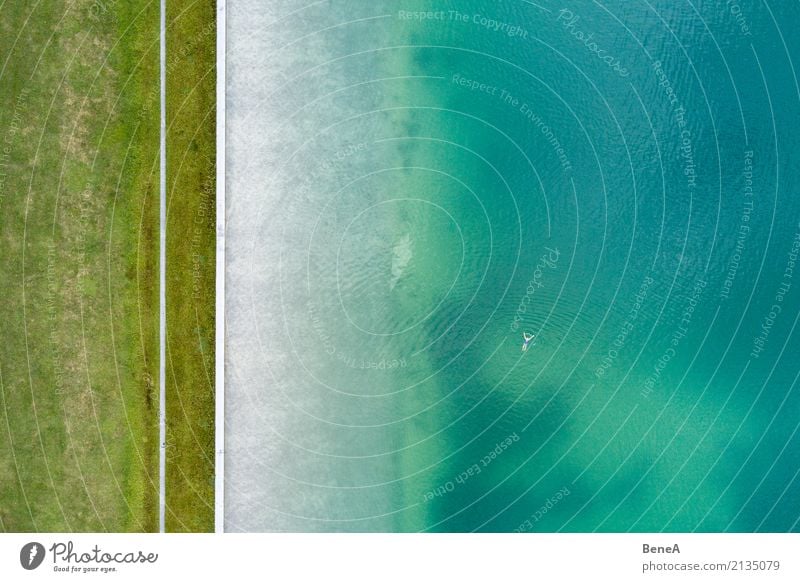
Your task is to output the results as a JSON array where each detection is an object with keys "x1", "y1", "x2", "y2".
[{"x1": 522, "y1": 332, "x2": 535, "y2": 351}]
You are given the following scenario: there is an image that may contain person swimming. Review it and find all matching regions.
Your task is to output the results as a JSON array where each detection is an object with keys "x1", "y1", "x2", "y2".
[{"x1": 522, "y1": 332, "x2": 535, "y2": 351}]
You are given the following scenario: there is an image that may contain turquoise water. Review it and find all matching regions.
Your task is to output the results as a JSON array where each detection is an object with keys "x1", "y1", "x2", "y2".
[{"x1": 226, "y1": 0, "x2": 800, "y2": 531}]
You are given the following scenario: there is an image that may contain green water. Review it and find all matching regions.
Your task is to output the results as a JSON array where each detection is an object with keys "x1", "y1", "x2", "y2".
[{"x1": 226, "y1": 0, "x2": 800, "y2": 531}]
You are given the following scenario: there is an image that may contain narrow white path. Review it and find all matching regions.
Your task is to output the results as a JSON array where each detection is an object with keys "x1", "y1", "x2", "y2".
[
  {"x1": 159, "y1": 0, "x2": 167, "y2": 534},
  {"x1": 214, "y1": 0, "x2": 227, "y2": 534}
]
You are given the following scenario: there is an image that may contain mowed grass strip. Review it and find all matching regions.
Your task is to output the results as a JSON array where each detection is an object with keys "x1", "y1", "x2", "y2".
[
  {"x1": 165, "y1": 0, "x2": 216, "y2": 532},
  {"x1": 0, "y1": 1, "x2": 159, "y2": 531}
]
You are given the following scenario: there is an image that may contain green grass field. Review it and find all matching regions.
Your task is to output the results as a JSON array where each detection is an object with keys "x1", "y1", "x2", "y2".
[
  {"x1": 165, "y1": 0, "x2": 216, "y2": 532},
  {"x1": 0, "y1": 0, "x2": 160, "y2": 531},
  {"x1": 0, "y1": 0, "x2": 216, "y2": 533}
]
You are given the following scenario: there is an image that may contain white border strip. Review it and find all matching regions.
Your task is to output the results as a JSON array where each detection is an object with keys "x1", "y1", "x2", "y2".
[
  {"x1": 2, "y1": 534, "x2": 796, "y2": 579},
  {"x1": 214, "y1": 0, "x2": 226, "y2": 534},
  {"x1": 158, "y1": 0, "x2": 167, "y2": 534}
]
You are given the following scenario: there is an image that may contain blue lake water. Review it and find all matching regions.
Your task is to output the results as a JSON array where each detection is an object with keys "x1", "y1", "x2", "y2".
[{"x1": 225, "y1": 0, "x2": 800, "y2": 531}]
